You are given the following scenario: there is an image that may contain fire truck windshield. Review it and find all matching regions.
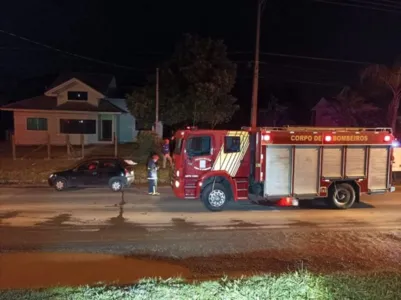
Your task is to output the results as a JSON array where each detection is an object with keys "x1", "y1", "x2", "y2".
[{"x1": 174, "y1": 138, "x2": 183, "y2": 154}]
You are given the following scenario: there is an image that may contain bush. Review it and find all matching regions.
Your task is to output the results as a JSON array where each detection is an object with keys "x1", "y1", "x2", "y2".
[{"x1": 136, "y1": 131, "x2": 163, "y2": 162}]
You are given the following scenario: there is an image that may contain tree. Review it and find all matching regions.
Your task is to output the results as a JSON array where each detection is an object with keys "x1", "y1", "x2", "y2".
[
  {"x1": 361, "y1": 63, "x2": 401, "y2": 133},
  {"x1": 266, "y1": 94, "x2": 287, "y2": 127},
  {"x1": 321, "y1": 87, "x2": 379, "y2": 127},
  {"x1": 127, "y1": 34, "x2": 239, "y2": 128}
]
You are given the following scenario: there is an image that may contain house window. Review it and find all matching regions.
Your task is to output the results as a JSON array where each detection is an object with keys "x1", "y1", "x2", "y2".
[
  {"x1": 186, "y1": 136, "x2": 211, "y2": 157},
  {"x1": 60, "y1": 119, "x2": 96, "y2": 134},
  {"x1": 27, "y1": 118, "x2": 48, "y2": 131},
  {"x1": 67, "y1": 91, "x2": 88, "y2": 101},
  {"x1": 224, "y1": 136, "x2": 241, "y2": 153}
]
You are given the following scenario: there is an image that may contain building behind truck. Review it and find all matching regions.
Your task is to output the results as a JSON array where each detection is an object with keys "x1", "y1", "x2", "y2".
[{"x1": 171, "y1": 126, "x2": 395, "y2": 211}]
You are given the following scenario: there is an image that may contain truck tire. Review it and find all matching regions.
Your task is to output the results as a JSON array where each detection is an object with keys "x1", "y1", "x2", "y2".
[
  {"x1": 201, "y1": 183, "x2": 228, "y2": 212},
  {"x1": 328, "y1": 183, "x2": 356, "y2": 209}
]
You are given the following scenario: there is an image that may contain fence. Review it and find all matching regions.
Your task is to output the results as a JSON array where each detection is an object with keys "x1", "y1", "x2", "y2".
[{"x1": 10, "y1": 132, "x2": 119, "y2": 160}]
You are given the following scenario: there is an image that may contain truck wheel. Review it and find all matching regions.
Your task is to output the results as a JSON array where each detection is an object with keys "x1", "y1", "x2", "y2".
[
  {"x1": 328, "y1": 183, "x2": 356, "y2": 209},
  {"x1": 201, "y1": 183, "x2": 228, "y2": 212}
]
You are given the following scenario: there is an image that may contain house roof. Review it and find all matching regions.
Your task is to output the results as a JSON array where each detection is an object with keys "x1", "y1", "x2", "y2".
[
  {"x1": 1, "y1": 95, "x2": 126, "y2": 113},
  {"x1": 311, "y1": 97, "x2": 334, "y2": 111},
  {"x1": 46, "y1": 72, "x2": 114, "y2": 95}
]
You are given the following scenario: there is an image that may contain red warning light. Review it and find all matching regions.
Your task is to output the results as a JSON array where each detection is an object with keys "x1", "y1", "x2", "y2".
[
  {"x1": 325, "y1": 135, "x2": 332, "y2": 142},
  {"x1": 384, "y1": 135, "x2": 391, "y2": 142},
  {"x1": 262, "y1": 134, "x2": 271, "y2": 141}
]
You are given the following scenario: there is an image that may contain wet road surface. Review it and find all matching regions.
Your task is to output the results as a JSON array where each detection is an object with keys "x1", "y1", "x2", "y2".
[
  {"x1": 1, "y1": 186, "x2": 401, "y2": 288},
  {"x1": 1, "y1": 186, "x2": 401, "y2": 231}
]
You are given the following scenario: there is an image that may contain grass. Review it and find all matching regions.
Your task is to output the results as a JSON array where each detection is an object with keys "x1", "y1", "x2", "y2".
[
  {"x1": 1, "y1": 272, "x2": 401, "y2": 300},
  {"x1": 0, "y1": 142, "x2": 171, "y2": 185}
]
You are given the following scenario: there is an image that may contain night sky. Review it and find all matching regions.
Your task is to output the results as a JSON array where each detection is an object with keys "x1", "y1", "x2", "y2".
[{"x1": 1, "y1": 0, "x2": 401, "y2": 126}]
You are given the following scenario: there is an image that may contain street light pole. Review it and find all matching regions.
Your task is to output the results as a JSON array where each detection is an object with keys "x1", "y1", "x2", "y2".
[
  {"x1": 155, "y1": 67, "x2": 159, "y2": 132},
  {"x1": 250, "y1": 0, "x2": 264, "y2": 129}
]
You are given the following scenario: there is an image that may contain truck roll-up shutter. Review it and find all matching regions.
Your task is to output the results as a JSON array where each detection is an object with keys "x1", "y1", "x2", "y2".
[
  {"x1": 293, "y1": 146, "x2": 320, "y2": 195},
  {"x1": 264, "y1": 146, "x2": 292, "y2": 197},
  {"x1": 368, "y1": 146, "x2": 390, "y2": 190},
  {"x1": 345, "y1": 146, "x2": 367, "y2": 178},
  {"x1": 322, "y1": 147, "x2": 342, "y2": 178}
]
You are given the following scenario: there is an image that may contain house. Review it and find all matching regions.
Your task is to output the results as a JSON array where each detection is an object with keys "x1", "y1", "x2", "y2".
[
  {"x1": 0, "y1": 73, "x2": 138, "y2": 145},
  {"x1": 311, "y1": 97, "x2": 339, "y2": 127}
]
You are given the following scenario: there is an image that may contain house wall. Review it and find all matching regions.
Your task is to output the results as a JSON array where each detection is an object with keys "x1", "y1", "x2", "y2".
[
  {"x1": 312, "y1": 108, "x2": 338, "y2": 126},
  {"x1": 107, "y1": 98, "x2": 138, "y2": 142},
  {"x1": 57, "y1": 81, "x2": 102, "y2": 106},
  {"x1": 13, "y1": 111, "x2": 111, "y2": 145}
]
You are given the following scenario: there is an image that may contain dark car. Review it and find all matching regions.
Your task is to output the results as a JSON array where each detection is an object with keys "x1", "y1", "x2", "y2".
[{"x1": 48, "y1": 157, "x2": 136, "y2": 192}]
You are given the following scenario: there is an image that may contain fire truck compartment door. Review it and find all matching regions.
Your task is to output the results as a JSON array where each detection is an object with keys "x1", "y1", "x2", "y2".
[
  {"x1": 345, "y1": 146, "x2": 367, "y2": 177},
  {"x1": 393, "y1": 147, "x2": 401, "y2": 172},
  {"x1": 293, "y1": 146, "x2": 320, "y2": 195},
  {"x1": 368, "y1": 146, "x2": 390, "y2": 190},
  {"x1": 264, "y1": 146, "x2": 292, "y2": 196},
  {"x1": 322, "y1": 146, "x2": 342, "y2": 178}
]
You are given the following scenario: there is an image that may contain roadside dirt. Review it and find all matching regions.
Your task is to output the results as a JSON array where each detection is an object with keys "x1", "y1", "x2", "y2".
[
  {"x1": 1, "y1": 230, "x2": 401, "y2": 289},
  {"x1": 133, "y1": 230, "x2": 401, "y2": 279}
]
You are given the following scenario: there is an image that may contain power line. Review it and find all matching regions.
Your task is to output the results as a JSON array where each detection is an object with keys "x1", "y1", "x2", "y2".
[
  {"x1": 0, "y1": 29, "x2": 147, "y2": 71},
  {"x1": 313, "y1": 0, "x2": 401, "y2": 13},
  {"x1": 261, "y1": 51, "x2": 374, "y2": 65},
  {"x1": 234, "y1": 60, "x2": 350, "y2": 75},
  {"x1": 239, "y1": 75, "x2": 343, "y2": 87},
  {"x1": 230, "y1": 51, "x2": 374, "y2": 65},
  {"x1": 349, "y1": 0, "x2": 401, "y2": 9},
  {"x1": 380, "y1": 0, "x2": 401, "y2": 5}
]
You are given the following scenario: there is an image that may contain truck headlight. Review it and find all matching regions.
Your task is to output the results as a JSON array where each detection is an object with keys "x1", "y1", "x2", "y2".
[
  {"x1": 176, "y1": 170, "x2": 180, "y2": 177},
  {"x1": 175, "y1": 180, "x2": 180, "y2": 188}
]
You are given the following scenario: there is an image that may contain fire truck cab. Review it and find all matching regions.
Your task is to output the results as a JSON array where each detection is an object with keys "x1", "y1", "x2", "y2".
[{"x1": 171, "y1": 126, "x2": 395, "y2": 211}]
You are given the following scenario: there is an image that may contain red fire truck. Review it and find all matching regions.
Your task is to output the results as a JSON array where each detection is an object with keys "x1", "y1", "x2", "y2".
[{"x1": 171, "y1": 126, "x2": 396, "y2": 211}]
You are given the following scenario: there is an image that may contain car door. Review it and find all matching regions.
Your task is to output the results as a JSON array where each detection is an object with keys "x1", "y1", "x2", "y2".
[
  {"x1": 73, "y1": 160, "x2": 99, "y2": 186},
  {"x1": 97, "y1": 160, "x2": 120, "y2": 186}
]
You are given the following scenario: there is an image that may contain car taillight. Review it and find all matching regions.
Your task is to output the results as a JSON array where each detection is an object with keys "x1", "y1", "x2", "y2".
[{"x1": 124, "y1": 169, "x2": 129, "y2": 176}]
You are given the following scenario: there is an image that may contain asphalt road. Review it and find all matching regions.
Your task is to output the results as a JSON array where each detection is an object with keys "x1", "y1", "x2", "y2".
[
  {"x1": 1, "y1": 186, "x2": 401, "y2": 289},
  {"x1": 1, "y1": 186, "x2": 401, "y2": 257},
  {"x1": 1, "y1": 185, "x2": 401, "y2": 227}
]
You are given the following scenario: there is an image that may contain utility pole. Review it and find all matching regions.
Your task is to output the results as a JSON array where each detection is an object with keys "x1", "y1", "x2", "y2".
[
  {"x1": 155, "y1": 67, "x2": 159, "y2": 132},
  {"x1": 250, "y1": 0, "x2": 264, "y2": 129}
]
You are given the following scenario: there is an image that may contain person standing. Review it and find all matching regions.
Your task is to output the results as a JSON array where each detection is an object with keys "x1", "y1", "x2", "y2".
[
  {"x1": 148, "y1": 154, "x2": 160, "y2": 195},
  {"x1": 162, "y1": 138, "x2": 172, "y2": 168}
]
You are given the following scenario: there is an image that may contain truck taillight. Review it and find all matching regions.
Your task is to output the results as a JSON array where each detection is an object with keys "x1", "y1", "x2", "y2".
[
  {"x1": 384, "y1": 135, "x2": 391, "y2": 142},
  {"x1": 262, "y1": 134, "x2": 271, "y2": 141},
  {"x1": 324, "y1": 135, "x2": 332, "y2": 142}
]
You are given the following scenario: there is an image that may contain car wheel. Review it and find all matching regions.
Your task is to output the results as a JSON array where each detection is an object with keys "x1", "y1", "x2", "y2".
[
  {"x1": 54, "y1": 178, "x2": 67, "y2": 191},
  {"x1": 328, "y1": 183, "x2": 356, "y2": 209},
  {"x1": 201, "y1": 183, "x2": 228, "y2": 212},
  {"x1": 110, "y1": 179, "x2": 123, "y2": 192}
]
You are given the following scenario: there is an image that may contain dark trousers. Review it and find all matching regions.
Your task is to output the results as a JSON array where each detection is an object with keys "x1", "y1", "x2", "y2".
[{"x1": 148, "y1": 179, "x2": 157, "y2": 193}]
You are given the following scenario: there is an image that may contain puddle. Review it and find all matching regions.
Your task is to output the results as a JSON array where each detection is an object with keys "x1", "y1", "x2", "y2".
[
  {"x1": 0, "y1": 252, "x2": 190, "y2": 289},
  {"x1": 170, "y1": 218, "x2": 207, "y2": 230},
  {"x1": 35, "y1": 214, "x2": 72, "y2": 227}
]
